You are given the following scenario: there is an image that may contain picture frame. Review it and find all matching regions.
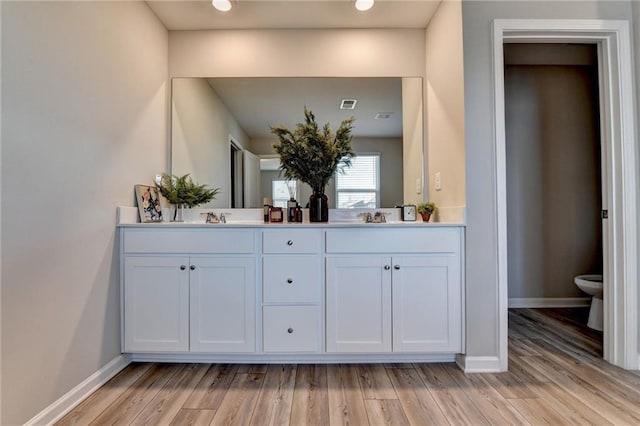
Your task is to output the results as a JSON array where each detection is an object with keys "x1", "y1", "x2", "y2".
[{"x1": 135, "y1": 184, "x2": 163, "y2": 223}]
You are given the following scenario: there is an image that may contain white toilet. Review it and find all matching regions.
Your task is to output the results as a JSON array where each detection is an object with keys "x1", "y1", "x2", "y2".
[{"x1": 574, "y1": 274, "x2": 603, "y2": 331}]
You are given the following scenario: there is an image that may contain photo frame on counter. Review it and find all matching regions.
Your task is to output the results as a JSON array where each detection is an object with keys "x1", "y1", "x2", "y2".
[{"x1": 135, "y1": 184, "x2": 163, "y2": 223}]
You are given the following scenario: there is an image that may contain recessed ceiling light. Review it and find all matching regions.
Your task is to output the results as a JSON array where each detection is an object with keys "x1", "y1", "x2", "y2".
[
  {"x1": 355, "y1": 0, "x2": 374, "y2": 12},
  {"x1": 375, "y1": 112, "x2": 393, "y2": 119},
  {"x1": 212, "y1": 0, "x2": 232, "y2": 12},
  {"x1": 340, "y1": 99, "x2": 358, "y2": 110}
]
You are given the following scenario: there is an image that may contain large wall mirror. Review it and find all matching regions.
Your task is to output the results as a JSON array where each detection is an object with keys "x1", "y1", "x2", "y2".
[{"x1": 171, "y1": 77, "x2": 424, "y2": 209}]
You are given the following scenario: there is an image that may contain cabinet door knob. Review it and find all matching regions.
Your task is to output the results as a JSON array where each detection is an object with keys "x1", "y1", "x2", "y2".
[
  {"x1": 287, "y1": 240, "x2": 293, "y2": 246},
  {"x1": 394, "y1": 265, "x2": 400, "y2": 270},
  {"x1": 287, "y1": 328, "x2": 294, "y2": 334},
  {"x1": 287, "y1": 278, "x2": 293, "y2": 284},
  {"x1": 190, "y1": 265, "x2": 196, "y2": 270},
  {"x1": 384, "y1": 265, "x2": 391, "y2": 270},
  {"x1": 180, "y1": 265, "x2": 186, "y2": 271}
]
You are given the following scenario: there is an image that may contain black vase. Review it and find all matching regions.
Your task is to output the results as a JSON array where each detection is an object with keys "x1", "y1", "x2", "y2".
[{"x1": 309, "y1": 190, "x2": 329, "y2": 222}]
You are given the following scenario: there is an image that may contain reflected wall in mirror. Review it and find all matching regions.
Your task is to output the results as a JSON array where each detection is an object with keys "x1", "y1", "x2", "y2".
[{"x1": 171, "y1": 77, "x2": 423, "y2": 208}]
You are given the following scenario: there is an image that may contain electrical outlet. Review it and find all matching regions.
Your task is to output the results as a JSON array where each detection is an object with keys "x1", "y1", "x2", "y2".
[
  {"x1": 415, "y1": 178, "x2": 421, "y2": 194},
  {"x1": 435, "y1": 172, "x2": 442, "y2": 191}
]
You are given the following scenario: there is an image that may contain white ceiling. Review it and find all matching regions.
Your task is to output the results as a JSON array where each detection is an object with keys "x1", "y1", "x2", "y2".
[{"x1": 146, "y1": 0, "x2": 442, "y2": 30}]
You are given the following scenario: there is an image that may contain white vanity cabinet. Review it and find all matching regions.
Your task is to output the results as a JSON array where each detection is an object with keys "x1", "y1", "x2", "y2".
[
  {"x1": 189, "y1": 257, "x2": 255, "y2": 352},
  {"x1": 123, "y1": 256, "x2": 190, "y2": 352},
  {"x1": 326, "y1": 256, "x2": 392, "y2": 352},
  {"x1": 325, "y1": 228, "x2": 462, "y2": 354},
  {"x1": 121, "y1": 228, "x2": 256, "y2": 353},
  {"x1": 391, "y1": 255, "x2": 461, "y2": 352},
  {"x1": 261, "y1": 229, "x2": 322, "y2": 353},
  {"x1": 119, "y1": 218, "x2": 464, "y2": 362}
]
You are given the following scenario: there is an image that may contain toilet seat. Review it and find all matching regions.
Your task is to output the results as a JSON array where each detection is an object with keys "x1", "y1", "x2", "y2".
[
  {"x1": 574, "y1": 274, "x2": 603, "y2": 298},
  {"x1": 574, "y1": 274, "x2": 603, "y2": 331}
]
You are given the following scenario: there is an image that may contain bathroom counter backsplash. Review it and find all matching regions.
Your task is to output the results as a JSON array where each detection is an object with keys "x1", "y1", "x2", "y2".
[{"x1": 116, "y1": 206, "x2": 466, "y2": 227}]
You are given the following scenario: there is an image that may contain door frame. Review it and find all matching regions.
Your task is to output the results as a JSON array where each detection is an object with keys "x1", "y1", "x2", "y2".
[
  {"x1": 229, "y1": 135, "x2": 243, "y2": 208},
  {"x1": 493, "y1": 19, "x2": 638, "y2": 370}
]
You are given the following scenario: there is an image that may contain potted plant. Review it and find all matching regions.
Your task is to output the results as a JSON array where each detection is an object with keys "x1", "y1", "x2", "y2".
[
  {"x1": 271, "y1": 107, "x2": 355, "y2": 222},
  {"x1": 417, "y1": 201, "x2": 437, "y2": 222},
  {"x1": 156, "y1": 173, "x2": 220, "y2": 222}
]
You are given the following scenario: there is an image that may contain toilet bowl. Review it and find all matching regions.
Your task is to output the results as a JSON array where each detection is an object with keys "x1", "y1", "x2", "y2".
[{"x1": 574, "y1": 274, "x2": 603, "y2": 331}]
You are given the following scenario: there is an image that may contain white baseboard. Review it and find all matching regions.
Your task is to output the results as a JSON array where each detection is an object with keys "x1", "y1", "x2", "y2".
[
  {"x1": 130, "y1": 353, "x2": 456, "y2": 364},
  {"x1": 456, "y1": 354, "x2": 503, "y2": 372},
  {"x1": 24, "y1": 354, "x2": 132, "y2": 426},
  {"x1": 508, "y1": 297, "x2": 591, "y2": 308}
]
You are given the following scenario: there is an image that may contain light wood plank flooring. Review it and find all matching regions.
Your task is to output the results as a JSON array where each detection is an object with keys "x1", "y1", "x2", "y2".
[{"x1": 58, "y1": 308, "x2": 640, "y2": 425}]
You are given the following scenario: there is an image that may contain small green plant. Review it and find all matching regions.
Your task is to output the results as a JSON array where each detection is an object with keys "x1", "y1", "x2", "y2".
[
  {"x1": 156, "y1": 173, "x2": 220, "y2": 208},
  {"x1": 417, "y1": 202, "x2": 437, "y2": 215}
]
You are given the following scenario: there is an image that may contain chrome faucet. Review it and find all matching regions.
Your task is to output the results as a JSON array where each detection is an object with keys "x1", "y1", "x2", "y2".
[
  {"x1": 202, "y1": 212, "x2": 219, "y2": 223},
  {"x1": 361, "y1": 211, "x2": 387, "y2": 223},
  {"x1": 373, "y1": 211, "x2": 387, "y2": 223}
]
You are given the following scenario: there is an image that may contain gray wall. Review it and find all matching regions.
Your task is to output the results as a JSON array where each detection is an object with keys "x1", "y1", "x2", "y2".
[
  {"x1": 1, "y1": 2, "x2": 168, "y2": 424},
  {"x1": 505, "y1": 53, "x2": 602, "y2": 299},
  {"x1": 461, "y1": 0, "x2": 632, "y2": 357}
]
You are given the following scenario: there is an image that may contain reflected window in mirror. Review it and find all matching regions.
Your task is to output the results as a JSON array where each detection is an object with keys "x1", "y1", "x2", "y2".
[
  {"x1": 336, "y1": 154, "x2": 380, "y2": 208},
  {"x1": 272, "y1": 180, "x2": 297, "y2": 208}
]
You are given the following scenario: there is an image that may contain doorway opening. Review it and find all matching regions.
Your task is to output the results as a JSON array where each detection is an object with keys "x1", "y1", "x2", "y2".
[
  {"x1": 492, "y1": 20, "x2": 638, "y2": 371},
  {"x1": 504, "y1": 43, "x2": 604, "y2": 354},
  {"x1": 230, "y1": 137, "x2": 243, "y2": 208}
]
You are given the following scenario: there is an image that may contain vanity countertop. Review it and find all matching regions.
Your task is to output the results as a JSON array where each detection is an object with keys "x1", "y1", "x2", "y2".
[
  {"x1": 116, "y1": 206, "x2": 465, "y2": 227},
  {"x1": 118, "y1": 221, "x2": 465, "y2": 228}
]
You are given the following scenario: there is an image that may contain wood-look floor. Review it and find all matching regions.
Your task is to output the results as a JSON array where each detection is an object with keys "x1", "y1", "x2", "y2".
[{"x1": 58, "y1": 308, "x2": 640, "y2": 425}]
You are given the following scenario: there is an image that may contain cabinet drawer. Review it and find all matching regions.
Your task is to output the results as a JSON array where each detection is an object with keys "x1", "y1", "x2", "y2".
[
  {"x1": 262, "y1": 229, "x2": 320, "y2": 254},
  {"x1": 263, "y1": 257, "x2": 320, "y2": 303},
  {"x1": 263, "y1": 306, "x2": 320, "y2": 352},
  {"x1": 325, "y1": 228, "x2": 460, "y2": 254},
  {"x1": 124, "y1": 229, "x2": 255, "y2": 254}
]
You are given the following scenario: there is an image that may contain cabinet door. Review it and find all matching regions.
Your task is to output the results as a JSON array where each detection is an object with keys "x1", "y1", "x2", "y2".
[
  {"x1": 392, "y1": 256, "x2": 461, "y2": 352},
  {"x1": 190, "y1": 257, "x2": 256, "y2": 352},
  {"x1": 123, "y1": 256, "x2": 190, "y2": 352},
  {"x1": 326, "y1": 256, "x2": 392, "y2": 352}
]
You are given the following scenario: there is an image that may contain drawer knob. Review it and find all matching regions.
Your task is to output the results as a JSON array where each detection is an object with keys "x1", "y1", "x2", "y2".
[
  {"x1": 190, "y1": 265, "x2": 196, "y2": 271},
  {"x1": 394, "y1": 265, "x2": 400, "y2": 270},
  {"x1": 287, "y1": 278, "x2": 293, "y2": 284},
  {"x1": 384, "y1": 265, "x2": 390, "y2": 270},
  {"x1": 180, "y1": 265, "x2": 187, "y2": 271},
  {"x1": 287, "y1": 328, "x2": 294, "y2": 334},
  {"x1": 287, "y1": 240, "x2": 294, "y2": 246}
]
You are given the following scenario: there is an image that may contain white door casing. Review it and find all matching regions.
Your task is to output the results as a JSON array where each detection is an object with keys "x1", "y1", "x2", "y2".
[{"x1": 492, "y1": 19, "x2": 638, "y2": 370}]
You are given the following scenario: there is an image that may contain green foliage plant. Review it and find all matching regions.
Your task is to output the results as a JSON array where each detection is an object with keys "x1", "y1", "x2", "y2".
[
  {"x1": 270, "y1": 107, "x2": 355, "y2": 193},
  {"x1": 417, "y1": 201, "x2": 437, "y2": 215},
  {"x1": 156, "y1": 173, "x2": 220, "y2": 208}
]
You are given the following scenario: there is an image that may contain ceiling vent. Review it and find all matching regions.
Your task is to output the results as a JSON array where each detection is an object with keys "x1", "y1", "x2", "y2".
[
  {"x1": 340, "y1": 99, "x2": 358, "y2": 110},
  {"x1": 375, "y1": 112, "x2": 393, "y2": 119}
]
